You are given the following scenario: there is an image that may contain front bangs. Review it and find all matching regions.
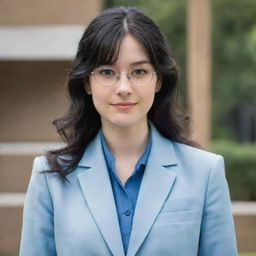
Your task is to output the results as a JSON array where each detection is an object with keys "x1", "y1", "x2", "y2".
[{"x1": 92, "y1": 26, "x2": 124, "y2": 68}]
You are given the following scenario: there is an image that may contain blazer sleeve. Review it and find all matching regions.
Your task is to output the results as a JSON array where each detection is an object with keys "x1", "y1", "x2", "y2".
[
  {"x1": 198, "y1": 155, "x2": 238, "y2": 256},
  {"x1": 19, "y1": 156, "x2": 57, "y2": 256}
]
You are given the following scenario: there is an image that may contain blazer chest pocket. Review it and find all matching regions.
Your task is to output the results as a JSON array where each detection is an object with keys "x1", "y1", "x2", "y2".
[{"x1": 155, "y1": 197, "x2": 201, "y2": 225}]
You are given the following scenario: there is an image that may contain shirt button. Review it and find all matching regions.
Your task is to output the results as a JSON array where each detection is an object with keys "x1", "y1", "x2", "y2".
[{"x1": 125, "y1": 210, "x2": 131, "y2": 216}]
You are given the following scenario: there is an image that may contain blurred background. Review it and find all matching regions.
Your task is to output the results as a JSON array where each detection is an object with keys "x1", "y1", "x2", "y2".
[{"x1": 0, "y1": 0, "x2": 255, "y2": 255}]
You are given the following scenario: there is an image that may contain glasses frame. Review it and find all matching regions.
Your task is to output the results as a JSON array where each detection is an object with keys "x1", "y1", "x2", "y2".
[{"x1": 90, "y1": 67, "x2": 157, "y2": 87}]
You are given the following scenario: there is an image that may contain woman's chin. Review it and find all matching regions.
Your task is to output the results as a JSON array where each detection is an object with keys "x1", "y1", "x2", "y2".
[{"x1": 101, "y1": 116, "x2": 147, "y2": 129}]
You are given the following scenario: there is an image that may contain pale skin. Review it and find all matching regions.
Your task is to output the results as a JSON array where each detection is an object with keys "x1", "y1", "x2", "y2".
[{"x1": 85, "y1": 33, "x2": 161, "y2": 185}]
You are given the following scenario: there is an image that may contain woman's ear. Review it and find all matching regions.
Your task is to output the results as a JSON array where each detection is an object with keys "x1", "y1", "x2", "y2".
[
  {"x1": 84, "y1": 81, "x2": 92, "y2": 95},
  {"x1": 155, "y1": 79, "x2": 162, "y2": 93}
]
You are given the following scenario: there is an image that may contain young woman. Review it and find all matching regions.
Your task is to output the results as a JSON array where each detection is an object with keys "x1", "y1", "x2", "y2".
[{"x1": 20, "y1": 6, "x2": 238, "y2": 256}]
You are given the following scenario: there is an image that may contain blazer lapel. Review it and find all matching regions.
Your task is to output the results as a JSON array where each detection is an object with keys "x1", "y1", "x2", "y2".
[
  {"x1": 127, "y1": 125, "x2": 178, "y2": 256},
  {"x1": 77, "y1": 133, "x2": 125, "y2": 256}
]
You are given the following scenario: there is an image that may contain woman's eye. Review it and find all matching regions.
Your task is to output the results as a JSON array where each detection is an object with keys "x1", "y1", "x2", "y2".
[
  {"x1": 99, "y1": 69, "x2": 115, "y2": 76},
  {"x1": 132, "y1": 69, "x2": 147, "y2": 76}
]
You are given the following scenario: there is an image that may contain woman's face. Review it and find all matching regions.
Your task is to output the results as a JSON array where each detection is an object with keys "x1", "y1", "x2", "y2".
[{"x1": 86, "y1": 33, "x2": 161, "y2": 129}]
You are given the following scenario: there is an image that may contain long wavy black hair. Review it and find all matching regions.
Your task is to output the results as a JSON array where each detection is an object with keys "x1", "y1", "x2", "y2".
[{"x1": 44, "y1": 6, "x2": 199, "y2": 179}]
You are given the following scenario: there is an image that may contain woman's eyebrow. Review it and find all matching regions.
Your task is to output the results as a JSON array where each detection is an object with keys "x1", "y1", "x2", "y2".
[{"x1": 130, "y1": 60, "x2": 151, "y2": 66}]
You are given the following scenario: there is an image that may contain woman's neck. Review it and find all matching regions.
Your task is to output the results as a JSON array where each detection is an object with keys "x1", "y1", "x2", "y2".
[{"x1": 101, "y1": 120, "x2": 149, "y2": 159}]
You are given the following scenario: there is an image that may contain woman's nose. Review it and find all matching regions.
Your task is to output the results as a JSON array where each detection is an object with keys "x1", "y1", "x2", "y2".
[{"x1": 115, "y1": 72, "x2": 133, "y2": 95}]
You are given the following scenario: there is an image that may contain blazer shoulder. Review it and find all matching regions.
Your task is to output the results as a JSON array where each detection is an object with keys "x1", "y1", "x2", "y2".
[
  {"x1": 30, "y1": 155, "x2": 60, "y2": 180},
  {"x1": 172, "y1": 141, "x2": 224, "y2": 166},
  {"x1": 32, "y1": 155, "x2": 82, "y2": 180},
  {"x1": 32, "y1": 155, "x2": 50, "y2": 171}
]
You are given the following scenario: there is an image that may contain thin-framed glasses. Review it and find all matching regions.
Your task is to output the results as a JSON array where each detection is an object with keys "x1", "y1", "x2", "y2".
[{"x1": 91, "y1": 66, "x2": 157, "y2": 87}]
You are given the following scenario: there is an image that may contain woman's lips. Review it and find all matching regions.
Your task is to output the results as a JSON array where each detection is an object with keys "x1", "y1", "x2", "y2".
[{"x1": 111, "y1": 102, "x2": 137, "y2": 110}]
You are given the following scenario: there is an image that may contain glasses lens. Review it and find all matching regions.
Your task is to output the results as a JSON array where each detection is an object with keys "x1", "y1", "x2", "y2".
[
  {"x1": 94, "y1": 68, "x2": 117, "y2": 86},
  {"x1": 129, "y1": 67, "x2": 154, "y2": 86}
]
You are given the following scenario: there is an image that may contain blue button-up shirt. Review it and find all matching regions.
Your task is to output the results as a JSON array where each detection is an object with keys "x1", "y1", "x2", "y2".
[{"x1": 100, "y1": 130, "x2": 152, "y2": 255}]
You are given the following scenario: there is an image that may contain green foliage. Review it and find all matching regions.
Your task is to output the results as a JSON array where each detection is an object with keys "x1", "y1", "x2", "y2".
[
  {"x1": 210, "y1": 139, "x2": 256, "y2": 200},
  {"x1": 212, "y1": 0, "x2": 256, "y2": 139}
]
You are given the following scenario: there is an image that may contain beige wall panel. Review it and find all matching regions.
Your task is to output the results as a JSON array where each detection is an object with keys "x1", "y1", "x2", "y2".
[
  {"x1": 0, "y1": 0, "x2": 102, "y2": 25},
  {"x1": 0, "y1": 206, "x2": 23, "y2": 255},
  {"x1": 234, "y1": 215, "x2": 256, "y2": 252},
  {"x1": 0, "y1": 61, "x2": 70, "y2": 141},
  {"x1": 0, "y1": 154, "x2": 37, "y2": 192},
  {"x1": 187, "y1": 0, "x2": 211, "y2": 149}
]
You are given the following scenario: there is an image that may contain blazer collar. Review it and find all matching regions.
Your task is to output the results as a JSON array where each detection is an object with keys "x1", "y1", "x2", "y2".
[
  {"x1": 126, "y1": 123, "x2": 178, "y2": 255},
  {"x1": 77, "y1": 132, "x2": 125, "y2": 256},
  {"x1": 149, "y1": 122, "x2": 178, "y2": 166}
]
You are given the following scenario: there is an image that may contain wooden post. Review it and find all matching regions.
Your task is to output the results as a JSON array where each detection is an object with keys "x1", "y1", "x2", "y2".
[{"x1": 187, "y1": 0, "x2": 211, "y2": 149}]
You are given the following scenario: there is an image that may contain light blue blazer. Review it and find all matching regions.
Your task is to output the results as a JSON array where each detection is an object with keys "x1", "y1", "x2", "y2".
[{"x1": 20, "y1": 125, "x2": 238, "y2": 256}]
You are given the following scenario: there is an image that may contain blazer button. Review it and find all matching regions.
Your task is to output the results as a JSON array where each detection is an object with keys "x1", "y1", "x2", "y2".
[{"x1": 125, "y1": 210, "x2": 131, "y2": 216}]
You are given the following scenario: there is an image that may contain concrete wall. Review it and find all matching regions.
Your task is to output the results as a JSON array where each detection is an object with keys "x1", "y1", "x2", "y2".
[
  {"x1": 0, "y1": 0, "x2": 102, "y2": 25},
  {"x1": 0, "y1": 61, "x2": 69, "y2": 141}
]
